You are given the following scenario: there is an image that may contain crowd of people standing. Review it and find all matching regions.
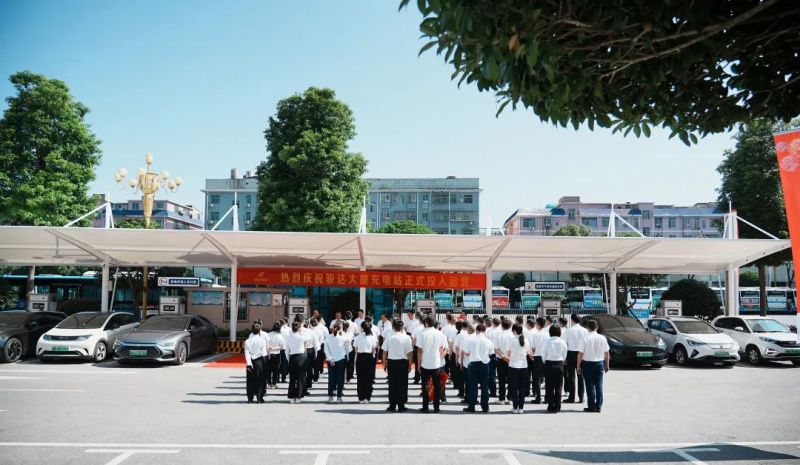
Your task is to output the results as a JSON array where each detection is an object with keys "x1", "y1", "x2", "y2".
[{"x1": 243, "y1": 308, "x2": 610, "y2": 414}]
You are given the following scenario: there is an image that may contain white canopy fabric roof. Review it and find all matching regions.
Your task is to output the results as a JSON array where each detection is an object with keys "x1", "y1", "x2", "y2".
[{"x1": 0, "y1": 226, "x2": 790, "y2": 274}]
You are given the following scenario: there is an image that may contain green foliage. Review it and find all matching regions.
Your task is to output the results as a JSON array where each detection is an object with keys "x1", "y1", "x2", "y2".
[
  {"x1": 500, "y1": 272, "x2": 526, "y2": 303},
  {"x1": 400, "y1": 1, "x2": 800, "y2": 144},
  {"x1": 376, "y1": 220, "x2": 435, "y2": 234},
  {"x1": 553, "y1": 224, "x2": 591, "y2": 236},
  {"x1": 661, "y1": 279, "x2": 722, "y2": 319},
  {"x1": 739, "y1": 270, "x2": 760, "y2": 287},
  {"x1": 115, "y1": 218, "x2": 160, "y2": 229},
  {"x1": 252, "y1": 87, "x2": 368, "y2": 232},
  {"x1": 0, "y1": 71, "x2": 102, "y2": 226}
]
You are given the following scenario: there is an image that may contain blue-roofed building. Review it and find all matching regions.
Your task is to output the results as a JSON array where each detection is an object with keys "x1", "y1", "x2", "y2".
[
  {"x1": 504, "y1": 195, "x2": 724, "y2": 238},
  {"x1": 365, "y1": 177, "x2": 481, "y2": 235},
  {"x1": 93, "y1": 195, "x2": 203, "y2": 230}
]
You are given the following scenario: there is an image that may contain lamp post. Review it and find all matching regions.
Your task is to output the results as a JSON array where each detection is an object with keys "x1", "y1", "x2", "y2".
[{"x1": 114, "y1": 153, "x2": 183, "y2": 319}]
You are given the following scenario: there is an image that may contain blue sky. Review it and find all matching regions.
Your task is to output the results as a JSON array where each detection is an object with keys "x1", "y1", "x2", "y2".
[{"x1": 0, "y1": 0, "x2": 736, "y2": 228}]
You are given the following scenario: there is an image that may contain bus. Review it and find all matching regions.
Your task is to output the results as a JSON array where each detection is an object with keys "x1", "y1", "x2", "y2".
[
  {"x1": 518, "y1": 286, "x2": 539, "y2": 310},
  {"x1": 565, "y1": 287, "x2": 605, "y2": 311},
  {"x1": 491, "y1": 286, "x2": 510, "y2": 309},
  {"x1": 433, "y1": 289, "x2": 455, "y2": 310},
  {"x1": 462, "y1": 290, "x2": 483, "y2": 310},
  {"x1": 627, "y1": 288, "x2": 655, "y2": 311}
]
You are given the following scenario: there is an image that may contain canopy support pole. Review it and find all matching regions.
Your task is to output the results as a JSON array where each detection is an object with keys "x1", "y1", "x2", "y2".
[
  {"x1": 609, "y1": 272, "x2": 618, "y2": 315},
  {"x1": 229, "y1": 260, "x2": 238, "y2": 342},
  {"x1": 359, "y1": 266, "x2": 367, "y2": 313},
  {"x1": 485, "y1": 268, "x2": 493, "y2": 315},
  {"x1": 726, "y1": 266, "x2": 738, "y2": 316},
  {"x1": 101, "y1": 263, "x2": 110, "y2": 313}
]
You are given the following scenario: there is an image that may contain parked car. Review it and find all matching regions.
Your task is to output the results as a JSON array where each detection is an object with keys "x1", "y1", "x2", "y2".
[
  {"x1": 36, "y1": 312, "x2": 138, "y2": 362},
  {"x1": 0, "y1": 311, "x2": 66, "y2": 363},
  {"x1": 113, "y1": 314, "x2": 217, "y2": 365},
  {"x1": 581, "y1": 314, "x2": 668, "y2": 367},
  {"x1": 647, "y1": 317, "x2": 739, "y2": 366},
  {"x1": 712, "y1": 315, "x2": 800, "y2": 366}
]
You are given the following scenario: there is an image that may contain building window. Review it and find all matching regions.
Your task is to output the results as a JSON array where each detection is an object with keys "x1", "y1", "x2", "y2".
[
  {"x1": 463, "y1": 194, "x2": 474, "y2": 204},
  {"x1": 602, "y1": 217, "x2": 609, "y2": 228},
  {"x1": 631, "y1": 218, "x2": 639, "y2": 228},
  {"x1": 701, "y1": 220, "x2": 707, "y2": 229},
  {"x1": 395, "y1": 212, "x2": 417, "y2": 221},
  {"x1": 450, "y1": 229, "x2": 457, "y2": 234},
  {"x1": 568, "y1": 209, "x2": 576, "y2": 220},
  {"x1": 245, "y1": 211, "x2": 251, "y2": 222},
  {"x1": 433, "y1": 212, "x2": 448, "y2": 223},
  {"x1": 409, "y1": 194, "x2": 416, "y2": 203},
  {"x1": 581, "y1": 217, "x2": 598, "y2": 228},
  {"x1": 131, "y1": 202, "x2": 140, "y2": 210},
  {"x1": 382, "y1": 194, "x2": 391, "y2": 204},
  {"x1": 451, "y1": 194, "x2": 458, "y2": 204},
  {"x1": 655, "y1": 217, "x2": 663, "y2": 228},
  {"x1": 421, "y1": 212, "x2": 429, "y2": 221},
  {"x1": 369, "y1": 204, "x2": 375, "y2": 213},
  {"x1": 382, "y1": 211, "x2": 390, "y2": 221},
  {"x1": 209, "y1": 211, "x2": 220, "y2": 221},
  {"x1": 522, "y1": 218, "x2": 536, "y2": 229},
  {"x1": 422, "y1": 194, "x2": 429, "y2": 203},
  {"x1": 433, "y1": 193, "x2": 448, "y2": 204},
  {"x1": 209, "y1": 195, "x2": 220, "y2": 205},
  {"x1": 246, "y1": 195, "x2": 252, "y2": 206},
  {"x1": 668, "y1": 218, "x2": 676, "y2": 228},
  {"x1": 544, "y1": 218, "x2": 552, "y2": 228},
  {"x1": 643, "y1": 227, "x2": 651, "y2": 236},
  {"x1": 642, "y1": 210, "x2": 651, "y2": 219}
]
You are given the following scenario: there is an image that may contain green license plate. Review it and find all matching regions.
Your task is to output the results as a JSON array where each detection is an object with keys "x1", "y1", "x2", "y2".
[
  {"x1": 636, "y1": 351, "x2": 653, "y2": 358},
  {"x1": 52, "y1": 346, "x2": 69, "y2": 352},
  {"x1": 714, "y1": 351, "x2": 729, "y2": 357},
  {"x1": 129, "y1": 349, "x2": 148, "y2": 357},
  {"x1": 786, "y1": 348, "x2": 800, "y2": 355}
]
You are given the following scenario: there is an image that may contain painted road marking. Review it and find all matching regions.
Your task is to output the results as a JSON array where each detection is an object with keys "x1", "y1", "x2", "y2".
[
  {"x1": 190, "y1": 353, "x2": 230, "y2": 364},
  {"x1": 0, "y1": 441, "x2": 796, "y2": 450},
  {"x1": 0, "y1": 388, "x2": 85, "y2": 393},
  {"x1": 280, "y1": 450, "x2": 369, "y2": 465},
  {"x1": 0, "y1": 369, "x2": 136, "y2": 375},
  {"x1": 634, "y1": 447, "x2": 720, "y2": 465},
  {"x1": 85, "y1": 448, "x2": 179, "y2": 465},
  {"x1": 460, "y1": 449, "x2": 523, "y2": 465}
]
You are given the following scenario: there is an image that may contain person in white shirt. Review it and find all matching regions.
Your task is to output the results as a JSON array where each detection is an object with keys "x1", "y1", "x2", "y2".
[
  {"x1": 381, "y1": 319, "x2": 413, "y2": 412},
  {"x1": 353, "y1": 309, "x2": 365, "y2": 333},
  {"x1": 486, "y1": 317, "x2": 502, "y2": 398},
  {"x1": 415, "y1": 317, "x2": 447, "y2": 413},
  {"x1": 353, "y1": 321, "x2": 379, "y2": 403},
  {"x1": 404, "y1": 311, "x2": 421, "y2": 384},
  {"x1": 244, "y1": 323, "x2": 267, "y2": 404},
  {"x1": 503, "y1": 323, "x2": 532, "y2": 413},
  {"x1": 266, "y1": 322, "x2": 285, "y2": 389},
  {"x1": 448, "y1": 320, "x2": 466, "y2": 399},
  {"x1": 324, "y1": 322, "x2": 351, "y2": 403},
  {"x1": 576, "y1": 319, "x2": 610, "y2": 413},
  {"x1": 299, "y1": 317, "x2": 318, "y2": 395},
  {"x1": 285, "y1": 320, "x2": 312, "y2": 403},
  {"x1": 311, "y1": 309, "x2": 325, "y2": 328},
  {"x1": 524, "y1": 318, "x2": 537, "y2": 397},
  {"x1": 541, "y1": 325, "x2": 568, "y2": 413},
  {"x1": 528, "y1": 317, "x2": 548, "y2": 404},
  {"x1": 344, "y1": 311, "x2": 357, "y2": 382},
  {"x1": 329, "y1": 311, "x2": 343, "y2": 329},
  {"x1": 457, "y1": 324, "x2": 476, "y2": 369},
  {"x1": 564, "y1": 313, "x2": 589, "y2": 403},
  {"x1": 278, "y1": 319, "x2": 291, "y2": 383},
  {"x1": 461, "y1": 323, "x2": 494, "y2": 413},
  {"x1": 312, "y1": 317, "x2": 328, "y2": 382},
  {"x1": 494, "y1": 319, "x2": 515, "y2": 405}
]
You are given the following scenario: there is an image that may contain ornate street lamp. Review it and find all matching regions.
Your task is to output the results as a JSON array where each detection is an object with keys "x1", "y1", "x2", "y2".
[{"x1": 114, "y1": 152, "x2": 183, "y2": 228}]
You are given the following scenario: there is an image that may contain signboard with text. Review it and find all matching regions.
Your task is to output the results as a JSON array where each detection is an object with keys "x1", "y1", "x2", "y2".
[
  {"x1": 238, "y1": 268, "x2": 486, "y2": 290},
  {"x1": 158, "y1": 277, "x2": 200, "y2": 287},
  {"x1": 524, "y1": 282, "x2": 566, "y2": 292}
]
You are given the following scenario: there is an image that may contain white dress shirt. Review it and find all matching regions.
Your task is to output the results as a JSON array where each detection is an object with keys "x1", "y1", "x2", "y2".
[
  {"x1": 354, "y1": 333, "x2": 379, "y2": 354},
  {"x1": 464, "y1": 333, "x2": 494, "y2": 364},
  {"x1": 540, "y1": 336, "x2": 568, "y2": 362},
  {"x1": 453, "y1": 330, "x2": 467, "y2": 355},
  {"x1": 415, "y1": 327, "x2": 447, "y2": 370},
  {"x1": 529, "y1": 329, "x2": 549, "y2": 358},
  {"x1": 442, "y1": 324, "x2": 458, "y2": 350},
  {"x1": 324, "y1": 333, "x2": 351, "y2": 362},
  {"x1": 286, "y1": 331, "x2": 310, "y2": 355},
  {"x1": 314, "y1": 324, "x2": 328, "y2": 346},
  {"x1": 267, "y1": 331, "x2": 285, "y2": 355},
  {"x1": 244, "y1": 333, "x2": 267, "y2": 366},
  {"x1": 506, "y1": 336, "x2": 531, "y2": 369},
  {"x1": 382, "y1": 330, "x2": 413, "y2": 360},
  {"x1": 564, "y1": 324, "x2": 589, "y2": 351},
  {"x1": 329, "y1": 318, "x2": 343, "y2": 329},
  {"x1": 577, "y1": 331, "x2": 610, "y2": 362},
  {"x1": 404, "y1": 318, "x2": 420, "y2": 337},
  {"x1": 495, "y1": 329, "x2": 515, "y2": 357}
]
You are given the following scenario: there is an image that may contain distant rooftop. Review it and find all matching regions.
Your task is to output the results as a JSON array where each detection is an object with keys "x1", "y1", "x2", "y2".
[{"x1": 366, "y1": 177, "x2": 480, "y2": 190}]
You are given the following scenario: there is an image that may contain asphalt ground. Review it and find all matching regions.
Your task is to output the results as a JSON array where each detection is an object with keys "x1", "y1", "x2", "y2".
[{"x1": 0, "y1": 354, "x2": 798, "y2": 465}]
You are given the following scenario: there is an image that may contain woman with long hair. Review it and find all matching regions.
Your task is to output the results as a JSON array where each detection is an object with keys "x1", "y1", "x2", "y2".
[
  {"x1": 353, "y1": 320, "x2": 379, "y2": 403},
  {"x1": 504, "y1": 323, "x2": 532, "y2": 414},
  {"x1": 285, "y1": 320, "x2": 311, "y2": 403},
  {"x1": 265, "y1": 322, "x2": 284, "y2": 389}
]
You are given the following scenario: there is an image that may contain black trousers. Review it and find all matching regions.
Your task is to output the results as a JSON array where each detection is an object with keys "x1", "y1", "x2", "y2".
[
  {"x1": 565, "y1": 350, "x2": 585, "y2": 401},
  {"x1": 488, "y1": 355, "x2": 497, "y2": 396},
  {"x1": 314, "y1": 345, "x2": 325, "y2": 381},
  {"x1": 305, "y1": 348, "x2": 316, "y2": 391},
  {"x1": 526, "y1": 356, "x2": 535, "y2": 396},
  {"x1": 412, "y1": 349, "x2": 420, "y2": 383},
  {"x1": 267, "y1": 354, "x2": 281, "y2": 386},
  {"x1": 544, "y1": 360, "x2": 565, "y2": 412},
  {"x1": 346, "y1": 349, "x2": 356, "y2": 381},
  {"x1": 508, "y1": 366, "x2": 528, "y2": 410},
  {"x1": 532, "y1": 356, "x2": 544, "y2": 401},
  {"x1": 288, "y1": 353, "x2": 308, "y2": 399},
  {"x1": 246, "y1": 356, "x2": 266, "y2": 402},
  {"x1": 387, "y1": 359, "x2": 409, "y2": 408},
  {"x1": 449, "y1": 353, "x2": 464, "y2": 396},
  {"x1": 279, "y1": 349, "x2": 288, "y2": 382},
  {"x1": 496, "y1": 358, "x2": 509, "y2": 401},
  {"x1": 356, "y1": 353, "x2": 376, "y2": 401},
  {"x1": 421, "y1": 367, "x2": 441, "y2": 411}
]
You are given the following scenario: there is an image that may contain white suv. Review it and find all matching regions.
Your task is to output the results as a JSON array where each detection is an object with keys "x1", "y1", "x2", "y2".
[
  {"x1": 647, "y1": 317, "x2": 739, "y2": 366},
  {"x1": 712, "y1": 316, "x2": 800, "y2": 366}
]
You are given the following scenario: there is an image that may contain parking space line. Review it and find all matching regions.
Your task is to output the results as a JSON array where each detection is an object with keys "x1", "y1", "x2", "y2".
[
  {"x1": 634, "y1": 447, "x2": 720, "y2": 465},
  {"x1": 279, "y1": 450, "x2": 369, "y2": 465},
  {"x1": 85, "y1": 448, "x2": 179, "y2": 465},
  {"x1": 188, "y1": 353, "x2": 230, "y2": 365},
  {"x1": 460, "y1": 449, "x2": 523, "y2": 465}
]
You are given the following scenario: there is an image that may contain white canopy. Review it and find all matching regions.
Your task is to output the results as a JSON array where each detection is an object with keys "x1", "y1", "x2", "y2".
[{"x1": 0, "y1": 226, "x2": 789, "y2": 275}]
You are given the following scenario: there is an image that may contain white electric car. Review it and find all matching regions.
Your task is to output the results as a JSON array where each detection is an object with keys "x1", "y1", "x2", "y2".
[
  {"x1": 647, "y1": 317, "x2": 739, "y2": 366},
  {"x1": 37, "y1": 312, "x2": 139, "y2": 362},
  {"x1": 712, "y1": 315, "x2": 800, "y2": 366}
]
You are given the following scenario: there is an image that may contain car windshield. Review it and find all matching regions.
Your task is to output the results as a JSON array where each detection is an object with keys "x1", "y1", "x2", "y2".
[
  {"x1": 0, "y1": 313, "x2": 29, "y2": 327},
  {"x1": 57, "y1": 313, "x2": 107, "y2": 329},
  {"x1": 675, "y1": 321, "x2": 717, "y2": 334},
  {"x1": 746, "y1": 319, "x2": 789, "y2": 333},
  {"x1": 138, "y1": 317, "x2": 186, "y2": 331},
  {"x1": 596, "y1": 316, "x2": 642, "y2": 331}
]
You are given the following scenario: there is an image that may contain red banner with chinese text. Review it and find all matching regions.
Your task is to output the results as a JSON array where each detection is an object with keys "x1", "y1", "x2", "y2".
[
  {"x1": 773, "y1": 129, "x2": 800, "y2": 336},
  {"x1": 237, "y1": 268, "x2": 486, "y2": 290}
]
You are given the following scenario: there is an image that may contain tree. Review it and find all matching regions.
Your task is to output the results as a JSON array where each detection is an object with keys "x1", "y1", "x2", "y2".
[
  {"x1": 661, "y1": 279, "x2": 722, "y2": 320},
  {"x1": 500, "y1": 272, "x2": 525, "y2": 304},
  {"x1": 375, "y1": 221, "x2": 435, "y2": 312},
  {"x1": 553, "y1": 224, "x2": 591, "y2": 237},
  {"x1": 0, "y1": 71, "x2": 102, "y2": 296},
  {"x1": 739, "y1": 271, "x2": 760, "y2": 287},
  {"x1": 717, "y1": 119, "x2": 793, "y2": 315},
  {"x1": 252, "y1": 87, "x2": 368, "y2": 232},
  {"x1": 401, "y1": 1, "x2": 800, "y2": 144}
]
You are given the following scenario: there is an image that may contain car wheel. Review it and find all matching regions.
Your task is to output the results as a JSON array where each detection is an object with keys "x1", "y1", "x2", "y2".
[
  {"x1": 93, "y1": 342, "x2": 108, "y2": 363},
  {"x1": 746, "y1": 345, "x2": 762, "y2": 365},
  {"x1": 2, "y1": 337, "x2": 24, "y2": 363},
  {"x1": 175, "y1": 342, "x2": 188, "y2": 365},
  {"x1": 674, "y1": 345, "x2": 688, "y2": 366}
]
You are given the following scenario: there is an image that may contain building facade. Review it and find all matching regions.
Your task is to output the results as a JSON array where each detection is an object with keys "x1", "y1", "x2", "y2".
[
  {"x1": 366, "y1": 177, "x2": 481, "y2": 235},
  {"x1": 202, "y1": 169, "x2": 259, "y2": 231},
  {"x1": 93, "y1": 195, "x2": 203, "y2": 230},
  {"x1": 504, "y1": 196, "x2": 724, "y2": 238}
]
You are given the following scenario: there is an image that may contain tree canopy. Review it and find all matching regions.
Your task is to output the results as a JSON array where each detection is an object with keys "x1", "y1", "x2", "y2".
[
  {"x1": 252, "y1": 87, "x2": 368, "y2": 232},
  {"x1": 661, "y1": 279, "x2": 722, "y2": 319},
  {"x1": 553, "y1": 224, "x2": 591, "y2": 236},
  {"x1": 0, "y1": 71, "x2": 102, "y2": 226},
  {"x1": 401, "y1": 1, "x2": 800, "y2": 144},
  {"x1": 376, "y1": 220, "x2": 435, "y2": 234}
]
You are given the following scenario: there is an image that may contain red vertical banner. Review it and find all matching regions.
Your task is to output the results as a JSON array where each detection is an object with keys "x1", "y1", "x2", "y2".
[{"x1": 773, "y1": 128, "x2": 800, "y2": 339}]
